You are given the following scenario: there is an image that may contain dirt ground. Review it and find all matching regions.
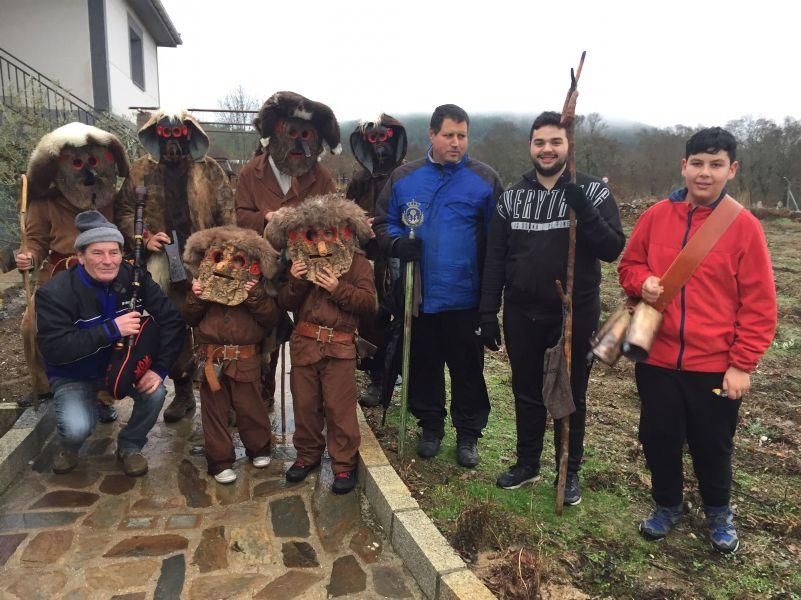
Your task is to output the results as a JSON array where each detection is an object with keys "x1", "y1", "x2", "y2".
[
  {"x1": 0, "y1": 286, "x2": 33, "y2": 405},
  {"x1": 364, "y1": 213, "x2": 801, "y2": 599}
]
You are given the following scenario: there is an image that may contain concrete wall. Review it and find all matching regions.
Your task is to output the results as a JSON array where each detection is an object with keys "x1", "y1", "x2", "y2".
[
  {"x1": 0, "y1": 0, "x2": 94, "y2": 105},
  {"x1": 105, "y1": 0, "x2": 160, "y2": 117}
]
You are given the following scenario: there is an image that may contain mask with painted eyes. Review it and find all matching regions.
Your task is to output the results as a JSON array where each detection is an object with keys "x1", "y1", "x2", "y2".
[
  {"x1": 362, "y1": 125, "x2": 397, "y2": 172},
  {"x1": 197, "y1": 242, "x2": 262, "y2": 306},
  {"x1": 269, "y1": 117, "x2": 322, "y2": 176},
  {"x1": 286, "y1": 225, "x2": 356, "y2": 282},
  {"x1": 155, "y1": 115, "x2": 192, "y2": 165},
  {"x1": 54, "y1": 144, "x2": 119, "y2": 210}
]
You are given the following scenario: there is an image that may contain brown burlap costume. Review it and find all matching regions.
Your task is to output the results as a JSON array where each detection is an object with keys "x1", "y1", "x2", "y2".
[
  {"x1": 267, "y1": 194, "x2": 376, "y2": 474},
  {"x1": 181, "y1": 226, "x2": 280, "y2": 475},
  {"x1": 235, "y1": 92, "x2": 339, "y2": 407}
]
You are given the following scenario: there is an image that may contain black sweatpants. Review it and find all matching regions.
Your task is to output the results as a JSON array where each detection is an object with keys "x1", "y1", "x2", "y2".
[
  {"x1": 503, "y1": 302, "x2": 598, "y2": 474},
  {"x1": 635, "y1": 363, "x2": 741, "y2": 508},
  {"x1": 408, "y1": 309, "x2": 490, "y2": 440}
]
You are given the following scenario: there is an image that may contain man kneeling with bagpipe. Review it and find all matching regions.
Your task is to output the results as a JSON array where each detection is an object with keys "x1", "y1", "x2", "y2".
[{"x1": 35, "y1": 210, "x2": 184, "y2": 476}]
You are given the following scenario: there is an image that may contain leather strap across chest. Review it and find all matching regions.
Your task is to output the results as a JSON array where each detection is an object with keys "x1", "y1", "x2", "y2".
[{"x1": 653, "y1": 195, "x2": 743, "y2": 312}]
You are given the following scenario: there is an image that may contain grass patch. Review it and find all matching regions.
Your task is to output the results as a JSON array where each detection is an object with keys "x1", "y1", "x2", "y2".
[{"x1": 363, "y1": 217, "x2": 801, "y2": 597}]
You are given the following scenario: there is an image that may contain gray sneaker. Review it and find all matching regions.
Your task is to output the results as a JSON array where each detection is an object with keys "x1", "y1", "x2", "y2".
[
  {"x1": 116, "y1": 450, "x2": 148, "y2": 477},
  {"x1": 564, "y1": 472, "x2": 582, "y2": 506},
  {"x1": 52, "y1": 449, "x2": 79, "y2": 474}
]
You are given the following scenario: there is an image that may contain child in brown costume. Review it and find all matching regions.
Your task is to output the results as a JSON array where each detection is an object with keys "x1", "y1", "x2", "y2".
[
  {"x1": 266, "y1": 194, "x2": 376, "y2": 494},
  {"x1": 181, "y1": 226, "x2": 280, "y2": 484}
]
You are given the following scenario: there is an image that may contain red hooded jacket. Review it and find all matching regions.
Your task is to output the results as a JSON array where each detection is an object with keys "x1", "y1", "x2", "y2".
[{"x1": 618, "y1": 193, "x2": 776, "y2": 373}]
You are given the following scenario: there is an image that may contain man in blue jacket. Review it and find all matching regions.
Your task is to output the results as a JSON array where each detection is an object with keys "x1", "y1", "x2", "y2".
[
  {"x1": 35, "y1": 211, "x2": 184, "y2": 477},
  {"x1": 374, "y1": 104, "x2": 503, "y2": 467}
]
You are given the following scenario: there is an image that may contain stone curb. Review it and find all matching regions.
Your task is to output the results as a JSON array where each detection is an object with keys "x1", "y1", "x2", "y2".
[
  {"x1": 0, "y1": 401, "x2": 54, "y2": 494},
  {"x1": 357, "y1": 407, "x2": 496, "y2": 599}
]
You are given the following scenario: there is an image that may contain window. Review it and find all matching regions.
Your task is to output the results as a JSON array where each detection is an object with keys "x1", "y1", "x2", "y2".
[{"x1": 129, "y1": 17, "x2": 144, "y2": 90}]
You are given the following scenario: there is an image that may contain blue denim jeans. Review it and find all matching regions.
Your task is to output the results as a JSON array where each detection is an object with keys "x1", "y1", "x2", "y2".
[{"x1": 53, "y1": 378, "x2": 166, "y2": 453}]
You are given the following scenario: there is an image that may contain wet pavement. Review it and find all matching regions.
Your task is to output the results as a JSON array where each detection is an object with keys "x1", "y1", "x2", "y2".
[{"x1": 0, "y1": 359, "x2": 422, "y2": 599}]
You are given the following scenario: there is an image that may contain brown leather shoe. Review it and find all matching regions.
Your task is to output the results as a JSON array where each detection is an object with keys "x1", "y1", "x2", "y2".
[
  {"x1": 116, "y1": 450, "x2": 148, "y2": 477},
  {"x1": 163, "y1": 382, "x2": 196, "y2": 423},
  {"x1": 52, "y1": 449, "x2": 79, "y2": 474}
]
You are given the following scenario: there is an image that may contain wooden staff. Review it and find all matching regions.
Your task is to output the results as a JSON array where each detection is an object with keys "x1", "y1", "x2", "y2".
[
  {"x1": 18, "y1": 174, "x2": 32, "y2": 304},
  {"x1": 555, "y1": 51, "x2": 586, "y2": 516},
  {"x1": 18, "y1": 173, "x2": 38, "y2": 403}
]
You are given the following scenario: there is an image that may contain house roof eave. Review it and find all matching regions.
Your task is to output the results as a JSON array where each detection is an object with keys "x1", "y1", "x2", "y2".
[{"x1": 128, "y1": 0, "x2": 182, "y2": 47}]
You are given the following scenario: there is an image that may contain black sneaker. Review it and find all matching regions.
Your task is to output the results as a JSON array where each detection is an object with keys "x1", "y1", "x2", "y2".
[
  {"x1": 359, "y1": 383, "x2": 381, "y2": 408},
  {"x1": 331, "y1": 469, "x2": 357, "y2": 494},
  {"x1": 496, "y1": 464, "x2": 540, "y2": 489},
  {"x1": 416, "y1": 430, "x2": 442, "y2": 459},
  {"x1": 285, "y1": 459, "x2": 321, "y2": 482},
  {"x1": 564, "y1": 472, "x2": 582, "y2": 506},
  {"x1": 456, "y1": 436, "x2": 479, "y2": 468}
]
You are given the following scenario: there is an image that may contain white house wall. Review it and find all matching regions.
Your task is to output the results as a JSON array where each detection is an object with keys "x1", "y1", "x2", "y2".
[
  {"x1": 105, "y1": 0, "x2": 160, "y2": 117},
  {"x1": 0, "y1": 0, "x2": 94, "y2": 105}
]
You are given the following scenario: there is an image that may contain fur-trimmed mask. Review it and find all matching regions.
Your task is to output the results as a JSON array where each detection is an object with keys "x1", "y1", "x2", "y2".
[
  {"x1": 254, "y1": 91, "x2": 341, "y2": 177},
  {"x1": 350, "y1": 114, "x2": 407, "y2": 176},
  {"x1": 265, "y1": 194, "x2": 372, "y2": 283},
  {"x1": 184, "y1": 226, "x2": 278, "y2": 306},
  {"x1": 138, "y1": 109, "x2": 210, "y2": 165},
  {"x1": 27, "y1": 122, "x2": 129, "y2": 210}
]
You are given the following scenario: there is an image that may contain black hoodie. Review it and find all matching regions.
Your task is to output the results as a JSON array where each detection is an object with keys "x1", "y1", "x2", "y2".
[{"x1": 479, "y1": 169, "x2": 625, "y2": 318}]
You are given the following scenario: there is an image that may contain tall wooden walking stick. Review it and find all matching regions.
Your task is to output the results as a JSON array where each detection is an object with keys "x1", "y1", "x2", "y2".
[
  {"x1": 18, "y1": 174, "x2": 39, "y2": 403},
  {"x1": 554, "y1": 51, "x2": 586, "y2": 516},
  {"x1": 398, "y1": 201, "x2": 424, "y2": 459},
  {"x1": 18, "y1": 174, "x2": 32, "y2": 304}
]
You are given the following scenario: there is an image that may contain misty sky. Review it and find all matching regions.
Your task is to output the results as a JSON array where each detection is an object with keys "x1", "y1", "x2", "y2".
[{"x1": 157, "y1": 0, "x2": 801, "y2": 129}]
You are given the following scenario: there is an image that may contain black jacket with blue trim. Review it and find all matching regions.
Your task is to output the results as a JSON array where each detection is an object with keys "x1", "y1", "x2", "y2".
[{"x1": 35, "y1": 262, "x2": 184, "y2": 381}]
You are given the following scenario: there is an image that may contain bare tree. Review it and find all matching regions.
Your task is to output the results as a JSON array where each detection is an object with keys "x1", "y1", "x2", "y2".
[{"x1": 212, "y1": 86, "x2": 260, "y2": 167}]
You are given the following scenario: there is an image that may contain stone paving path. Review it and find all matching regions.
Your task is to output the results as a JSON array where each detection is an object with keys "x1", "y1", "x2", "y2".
[{"x1": 0, "y1": 371, "x2": 423, "y2": 599}]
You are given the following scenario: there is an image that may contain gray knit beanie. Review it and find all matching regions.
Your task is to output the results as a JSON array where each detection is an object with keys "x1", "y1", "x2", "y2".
[{"x1": 74, "y1": 210, "x2": 124, "y2": 250}]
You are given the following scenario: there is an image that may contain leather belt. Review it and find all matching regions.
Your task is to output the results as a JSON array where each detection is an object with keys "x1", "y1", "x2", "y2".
[
  {"x1": 295, "y1": 320, "x2": 354, "y2": 344},
  {"x1": 201, "y1": 343, "x2": 259, "y2": 392},
  {"x1": 202, "y1": 343, "x2": 259, "y2": 361}
]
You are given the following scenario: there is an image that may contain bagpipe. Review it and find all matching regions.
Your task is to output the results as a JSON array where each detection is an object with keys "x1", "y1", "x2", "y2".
[{"x1": 105, "y1": 186, "x2": 161, "y2": 399}]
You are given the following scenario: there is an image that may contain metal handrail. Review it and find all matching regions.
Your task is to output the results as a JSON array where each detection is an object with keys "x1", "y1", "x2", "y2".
[{"x1": 0, "y1": 46, "x2": 138, "y2": 149}]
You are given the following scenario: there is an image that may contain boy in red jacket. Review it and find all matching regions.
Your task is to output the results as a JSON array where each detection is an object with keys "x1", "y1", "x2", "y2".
[{"x1": 618, "y1": 128, "x2": 776, "y2": 553}]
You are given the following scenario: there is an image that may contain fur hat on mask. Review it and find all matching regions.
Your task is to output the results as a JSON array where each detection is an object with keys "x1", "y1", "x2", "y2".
[
  {"x1": 74, "y1": 210, "x2": 124, "y2": 251},
  {"x1": 253, "y1": 91, "x2": 341, "y2": 155},
  {"x1": 27, "y1": 122, "x2": 130, "y2": 198},
  {"x1": 183, "y1": 225, "x2": 279, "y2": 281},
  {"x1": 265, "y1": 194, "x2": 371, "y2": 250},
  {"x1": 138, "y1": 108, "x2": 210, "y2": 162}
]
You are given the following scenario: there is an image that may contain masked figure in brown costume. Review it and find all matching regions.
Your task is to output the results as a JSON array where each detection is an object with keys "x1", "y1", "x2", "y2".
[
  {"x1": 181, "y1": 226, "x2": 280, "y2": 483},
  {"x1": 16, "y1": 122, "x2": 129, "y2": 414},
  {"x1": 116, "y1": 109, "x2": 234, "y2": 422},
  {"x1": 345, "y1": 114, "x2": 407, "y2": 406},
  {"x1": 235, "y1": 92, "x2": 339, "y2": 407},
  {"x1": 267, "y1": 194, "x2": 376, "y2": 494}
]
